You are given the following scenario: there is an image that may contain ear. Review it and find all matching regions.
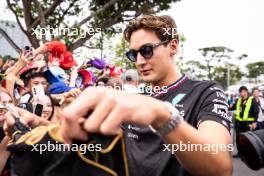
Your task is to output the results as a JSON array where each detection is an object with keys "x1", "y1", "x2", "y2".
[{"x1": 169, "y1": 39, "x2": 178, "y2": 56}]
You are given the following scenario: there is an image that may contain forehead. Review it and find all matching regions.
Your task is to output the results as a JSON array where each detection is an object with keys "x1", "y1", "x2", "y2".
[
  {"x1": 240, "y1": 90, "x2": 248, "y2": 93},
  {"x1": 30, "y1": 77, "x2": 47, "y2": 82},
  {"x1": 43, "y1": 96, "x2": 52, "y2": 104},
  {"x1": 129, "y1": 29, "x2": 160, "y2": 49}
]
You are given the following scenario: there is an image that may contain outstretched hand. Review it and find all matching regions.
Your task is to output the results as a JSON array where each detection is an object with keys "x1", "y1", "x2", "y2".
[{"x1": 61, "y1": 87, "x2": 170, "y2": 144}]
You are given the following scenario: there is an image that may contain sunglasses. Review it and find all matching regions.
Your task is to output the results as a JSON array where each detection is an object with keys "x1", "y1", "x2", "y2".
[{"x1": 125, "y1": 40, "x2": 169, "y2": 62}]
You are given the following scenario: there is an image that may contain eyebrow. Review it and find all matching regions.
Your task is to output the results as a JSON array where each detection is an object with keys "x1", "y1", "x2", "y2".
[{"x1": 129, "y1": 43, "x2": 153, "y2": 50}]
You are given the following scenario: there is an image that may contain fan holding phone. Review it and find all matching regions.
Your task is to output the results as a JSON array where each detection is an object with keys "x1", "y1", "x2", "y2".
[{"x1": 31, "y1": 85, "x2": 54, "y2": 120}]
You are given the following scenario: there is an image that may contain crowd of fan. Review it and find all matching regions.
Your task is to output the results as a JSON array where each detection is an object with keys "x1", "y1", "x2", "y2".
[{"x1": 0, "y1": 41, "x2": 140, "y2": 176}]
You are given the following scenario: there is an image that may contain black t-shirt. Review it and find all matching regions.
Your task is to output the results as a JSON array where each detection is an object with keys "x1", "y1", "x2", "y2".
[{"x1": 123, "y1": 75, "x2": 231, "y2": 176}]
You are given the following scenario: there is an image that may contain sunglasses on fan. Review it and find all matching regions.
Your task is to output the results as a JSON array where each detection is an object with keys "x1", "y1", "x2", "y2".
[{"x1": 125, "y1": 40, "x2": 169, "y2": 62}]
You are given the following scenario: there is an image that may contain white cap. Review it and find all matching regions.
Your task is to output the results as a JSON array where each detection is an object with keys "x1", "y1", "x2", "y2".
[{"x1": 122, "y1": 69, "x2": 139, "y2": 82}]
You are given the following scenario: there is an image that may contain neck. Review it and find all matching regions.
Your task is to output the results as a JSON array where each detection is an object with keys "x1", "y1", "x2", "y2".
[{"x1": 152, "y1": 66, "x2": 181, "y2": 87}]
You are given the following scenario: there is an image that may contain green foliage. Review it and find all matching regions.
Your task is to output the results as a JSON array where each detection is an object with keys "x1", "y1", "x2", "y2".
[
  {"x1": 181, "y1": 46, "x2": 246, "y2": 89},
  {"x1": 6, "y1": 0, "x2": 180, "y2": 50},
  {"x1": 114, "y1": 38, "x2": 136, "y2": 69},
  {"x1": 199, "y1": 46, "x2": 233, "y2": 57},
  {"x1": 181, "y1": 60, "x2": 207, "y2": 80},
  {"x1": 212, "y1": 64, "x2": 244, "y2": 89},
  {"x1": 0, "y1": 55, "x2": 17, "y2": 61},
  {"x1": 179, "y1": 33, "x2": 186, "y2": 43},
  {"x1": 246, "y1": 61, "x2": 264, "y2": 79},
  {"x1": 198, "y1": 46, "x2": 234, "y2": 80}
]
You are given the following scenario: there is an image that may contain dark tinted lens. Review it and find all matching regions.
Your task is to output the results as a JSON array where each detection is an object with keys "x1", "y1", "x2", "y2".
[
  {"x1": 126, "y1": 50, "x2": 137, "y2": 62},
  {"x1": 140, "y1": 45, "x2": 153, "y2": 59}
]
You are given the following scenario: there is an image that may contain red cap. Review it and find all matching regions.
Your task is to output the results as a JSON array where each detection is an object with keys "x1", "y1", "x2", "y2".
[
  {"x1": 46, "y1": 41, "x2": 67, "y2": 57},
  {"x1": 78, "y1": 69, "x2": 92, "y2": 86},
  {"x1": 59, "y1": 51, "x2": 77, "y2": 70},
  {"x1": 19, "y1": 62, "x2": 38, "y2": 76}
]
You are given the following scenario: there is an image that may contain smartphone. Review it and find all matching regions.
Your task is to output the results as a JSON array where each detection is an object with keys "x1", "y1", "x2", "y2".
[
  {"x1": 34, "y1": 104, "x2": 43, "y2": 116},
  {"x1": 32, "y1": 85, "x2": 45, "y2": 102},
  {"x1": 24, "y1": 46, "x2": 34, "y2": 61}
]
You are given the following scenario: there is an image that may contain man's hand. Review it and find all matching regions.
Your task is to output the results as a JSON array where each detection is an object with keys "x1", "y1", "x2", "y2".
[
  {"x1": 61, "y1": 87, "x2": 170, "y2": 144},
  {"x1": 5, "y1": 73, "x2": 24, "y2": 87},
  {"x1": 64, "y1": 88, "x2": 82, "y2": 98},
  {"x1": 5, "y1": 51, "x2": 28, "y2": 76},
  {"x1": 33, "y1": 44, "x2": 48, "y2": 57},
  {"x1": 3, "y1": 107, "x2": 50, "y2": 137},
  {"x1": 0, "y1": 136, "x2": 10, "y2": 151},
  {"x1": 33, "y1": 60, "x2": 46, "y2": 71},
  {"x1": 0, "y1": 136, "x2": 10, "y2": 173},
  {"x1": 2, "y1": 59, "x2": 15, "y2": 71}
]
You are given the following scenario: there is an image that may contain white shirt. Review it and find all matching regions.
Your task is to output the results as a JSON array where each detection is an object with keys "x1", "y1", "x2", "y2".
[{"x1": 256, "y1": 97, "x2": 264, "y2": 122}]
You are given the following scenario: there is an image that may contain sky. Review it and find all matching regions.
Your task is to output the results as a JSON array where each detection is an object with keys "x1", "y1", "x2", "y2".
[
  {"x1": 162, "y1": 0, "x2": 264, "y2": 65},
  {"x1": 0, "y1": 0, "x2": 264, "y2": 66}
]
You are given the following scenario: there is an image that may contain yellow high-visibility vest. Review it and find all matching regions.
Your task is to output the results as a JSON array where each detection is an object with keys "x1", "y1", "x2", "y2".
[{"x1": 236, "y1": 96, "x2": 255, "y2": 121}]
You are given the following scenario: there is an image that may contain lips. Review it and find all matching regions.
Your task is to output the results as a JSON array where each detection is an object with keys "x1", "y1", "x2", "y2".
[{"x1": 140, "y1": 69, "x2": 152, "y2": 76}]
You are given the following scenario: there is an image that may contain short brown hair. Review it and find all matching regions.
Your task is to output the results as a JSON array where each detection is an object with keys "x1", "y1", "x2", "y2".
[{"x1": 123, "y1": 15, "x2": 178, "y2": 43}]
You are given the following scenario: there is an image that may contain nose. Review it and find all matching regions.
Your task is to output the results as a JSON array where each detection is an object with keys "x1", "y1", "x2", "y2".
[
  {"x1": 42, "y1": 105, "x2": 49, "y2": 111},
  {"x1": 135, "y1": 53, "x2": 147, "y2": 67}
]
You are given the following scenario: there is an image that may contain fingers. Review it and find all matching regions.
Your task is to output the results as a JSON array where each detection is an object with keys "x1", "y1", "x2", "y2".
[
  {"x1": 69, "y1": 88, "x2": 81, "y2": 97},
  {"x1": 19, "y1": 50, "x2": 27, "y2": 61},
  {"x1": 33, "y1": 45, "x2": 48, "y2": 56},
  {"x1": 62, "y1": 87, "x2": 152, "y2": 141},
  {"x1": 60, "y1": 115, "x2": 89, "y2": 145},
  {"x1": 83, "y1": 97, "x2": 116, "y2": 133},
  {"x1": 3, "y1": 112, "x2": 15, "y2": 136},
  {"x1": 63, "y1": 89, "x2": 81, "y2": 99},
  {"x1": 98, "y1": 105, "x2": 124, "y2": 135},
  {"x1": 61, "y1": 87, "x2": 106, "y2": 143},
  {"x1": 16, "y1": 108, "x2": 41, "y2": 127},
  {"x1": 1, "y1": 136, "x2": 10, "y2": 146}
]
